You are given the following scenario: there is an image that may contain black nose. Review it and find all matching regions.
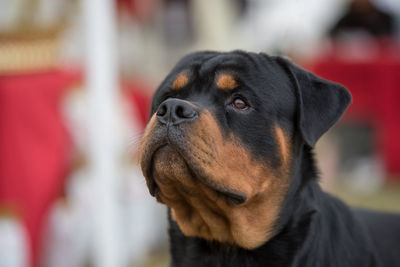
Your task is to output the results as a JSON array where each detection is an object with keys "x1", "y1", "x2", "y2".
[{"x1": 156, "y1": 99, "x2": 198, "y2": 125}]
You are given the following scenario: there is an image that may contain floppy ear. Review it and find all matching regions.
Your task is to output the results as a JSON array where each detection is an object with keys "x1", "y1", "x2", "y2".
[{"x1": 278, "y1": 57, "x2": 352, "y2": 147}]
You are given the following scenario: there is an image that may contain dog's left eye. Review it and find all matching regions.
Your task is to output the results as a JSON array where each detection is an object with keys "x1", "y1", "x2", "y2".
[{"x1": 232, "y1": 97, "x2": 249, "y2": 110}]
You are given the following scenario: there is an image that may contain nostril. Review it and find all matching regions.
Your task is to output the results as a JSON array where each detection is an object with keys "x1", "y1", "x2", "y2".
[
  {"x1": 175, "y1": 105, "x2": 184, "y2": 118},
  {"x1": 183, "y1": 108, "x2": 196, "y2": 118},
  {"x1": 157, "y1": 104, "x2": 167, "y2": 116},
  {"x1": 175, "y1": 105, "x2": 196, "y2": 119}
]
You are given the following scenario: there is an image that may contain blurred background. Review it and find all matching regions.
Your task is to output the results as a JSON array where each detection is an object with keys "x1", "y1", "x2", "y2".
[{"x1": 0, "y1": 0, "x2": 399, "y2": 266}]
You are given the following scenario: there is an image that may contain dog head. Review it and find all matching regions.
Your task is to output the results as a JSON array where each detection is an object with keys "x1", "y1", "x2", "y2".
[{"x1": 139, "y1": 51, "x2": 351, "y2": 249}]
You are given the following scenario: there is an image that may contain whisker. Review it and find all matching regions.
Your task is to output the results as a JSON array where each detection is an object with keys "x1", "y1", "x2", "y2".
[{"x1": 129, "y1": 132, "x2": 144, "y2": 149}]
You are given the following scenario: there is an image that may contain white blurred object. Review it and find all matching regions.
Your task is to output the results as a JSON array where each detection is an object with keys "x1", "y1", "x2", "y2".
[
  {"x1": 41, "y1": 169, "x2": 94, "y2": 267},
  {"x1": 56, "y1": 75, "x2": 162, "y2": 266},
  {"x1": 82, "y1": 0, "x2": 123, "y2": 265},
  {"x1": 0, "y1": 0, "x2": 24, "y2": 30},
  {"x1": 34, "y1": 0, "x2": 72, "y2": 27},
  {"x1": 373, "y1": 0, "x2": 400, "y2": 14},
  {"x1": 191, "y1": 0, "x2": 238, "y2": 50},
  {"x1": 42, "y1": 163, "x2": 164, "y2": 267},
  {"x1": 236, "y1": 0, "x2": 348, "y2": 55},
  {"x1": 0, "y1": 217, "x2": 29, "y2": 267},
  {"x1": 343, "y1": 156, "x2": 385, "y2": 194},
  {"x1": 119, "y1": 164, "x2": 168, "y2": 266}
]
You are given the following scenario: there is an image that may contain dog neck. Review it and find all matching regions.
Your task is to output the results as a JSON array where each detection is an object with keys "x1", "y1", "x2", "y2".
[
  {"x1": 168, "y1": 145, "x2": 376, "y2": 267},
  {"x1": 168, "y1": 145, "x2": 320, "y2": 266}
]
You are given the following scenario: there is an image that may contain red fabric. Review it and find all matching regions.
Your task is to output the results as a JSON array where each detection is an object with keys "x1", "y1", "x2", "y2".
[
  {"x1": 0, "y1": 70, "x2": 76, "y2": 266},
  {"x1": 116, "y1": 0, "x2": 157, "y2": 21},
  {"x1": 123, "y1": 81, "x2": 152, "y2": 129},
  {"x1": 307, "y1": 57, "x2": 400, "y2": 177}
]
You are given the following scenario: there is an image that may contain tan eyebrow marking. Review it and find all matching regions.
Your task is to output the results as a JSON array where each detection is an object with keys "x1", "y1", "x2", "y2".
[
  {"x1": 172, "y1": 73, "x2": 189, "y2": 91},
  {"x1": 216, "y1": 74, "x2": 238, "y2": 91}
]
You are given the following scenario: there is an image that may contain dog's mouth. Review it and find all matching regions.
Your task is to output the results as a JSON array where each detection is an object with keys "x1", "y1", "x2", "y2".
[{"x1": 146, "y1": 142, "x2": 247, "y2": 205}]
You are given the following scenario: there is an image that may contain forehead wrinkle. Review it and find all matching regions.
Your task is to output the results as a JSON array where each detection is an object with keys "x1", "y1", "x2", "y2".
[
  {"x1": 198, "y1": 53, "x2": 248, "y2": 78},
  {"x1": 198, "y1": 54, "x2": 226, "y2": 77}
]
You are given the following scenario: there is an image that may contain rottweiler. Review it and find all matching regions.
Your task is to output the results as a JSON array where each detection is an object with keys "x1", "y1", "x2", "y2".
[{"x1": 139, "y1": 51, "x2": 400, "y2": 267}]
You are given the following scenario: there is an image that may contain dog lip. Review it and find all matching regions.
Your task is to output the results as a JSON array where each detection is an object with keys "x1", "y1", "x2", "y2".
[
  {"x1": 143, "y1": 141, "x2": 168, "y2": 197},
  {"x1": 141, "y1": 123, "x2": 183, "y2": 197},
  {"x1": 145, "y1": 140, "x2": 184, "y2": 196},
  {"x1": 143, "y1": 127, "x2": 248, "y2": 205},
  {"x1": 216, "y1": 189, "x2": 247, "y2": 205}
]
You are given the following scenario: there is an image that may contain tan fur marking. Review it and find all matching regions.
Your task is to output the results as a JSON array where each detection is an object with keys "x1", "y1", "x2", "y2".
[
  {"x1": 275, "y1": 125, "x2": 289, "y2": 164},
  {"x1": 216, "y1": 74, "x2": 238, "y2": 90},
  {"x1": 172, "y1": 73, "x2": 189, "y2": 90}
]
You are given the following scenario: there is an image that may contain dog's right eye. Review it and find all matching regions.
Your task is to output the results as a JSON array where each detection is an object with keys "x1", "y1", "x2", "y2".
[{"x1": 231, "y1": 97, "x2": 250, "y2": 110}]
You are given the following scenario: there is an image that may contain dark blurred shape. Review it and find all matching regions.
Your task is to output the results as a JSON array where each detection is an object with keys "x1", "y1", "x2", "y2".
[
  {"x1": 337, "y1": 123, "x2": 374, "y2": 168},
  {"x1": 236, "y1": 0, "x2": 249, "y2": 17},
  {"x1": 330, "y1": 0, "x2": 395, "y2": 38},
  {"x1": 163, "y1": 0, "x2": 192, "y2": 45}
]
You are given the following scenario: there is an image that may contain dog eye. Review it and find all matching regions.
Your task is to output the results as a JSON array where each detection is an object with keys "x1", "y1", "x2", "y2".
[{"x1": 232, "y1": 97, "x2": 249, "y2": 110}]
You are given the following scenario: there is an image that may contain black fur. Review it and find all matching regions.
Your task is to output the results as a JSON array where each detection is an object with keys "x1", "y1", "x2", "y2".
[{"x1": 148, "y1": 51, "x2": 400, "y2": 267}]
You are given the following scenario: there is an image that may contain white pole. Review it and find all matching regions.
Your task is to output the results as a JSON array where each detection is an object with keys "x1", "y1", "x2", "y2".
[{"x1": 82, "y1": 0, "x2": 122, "y2": 266}]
